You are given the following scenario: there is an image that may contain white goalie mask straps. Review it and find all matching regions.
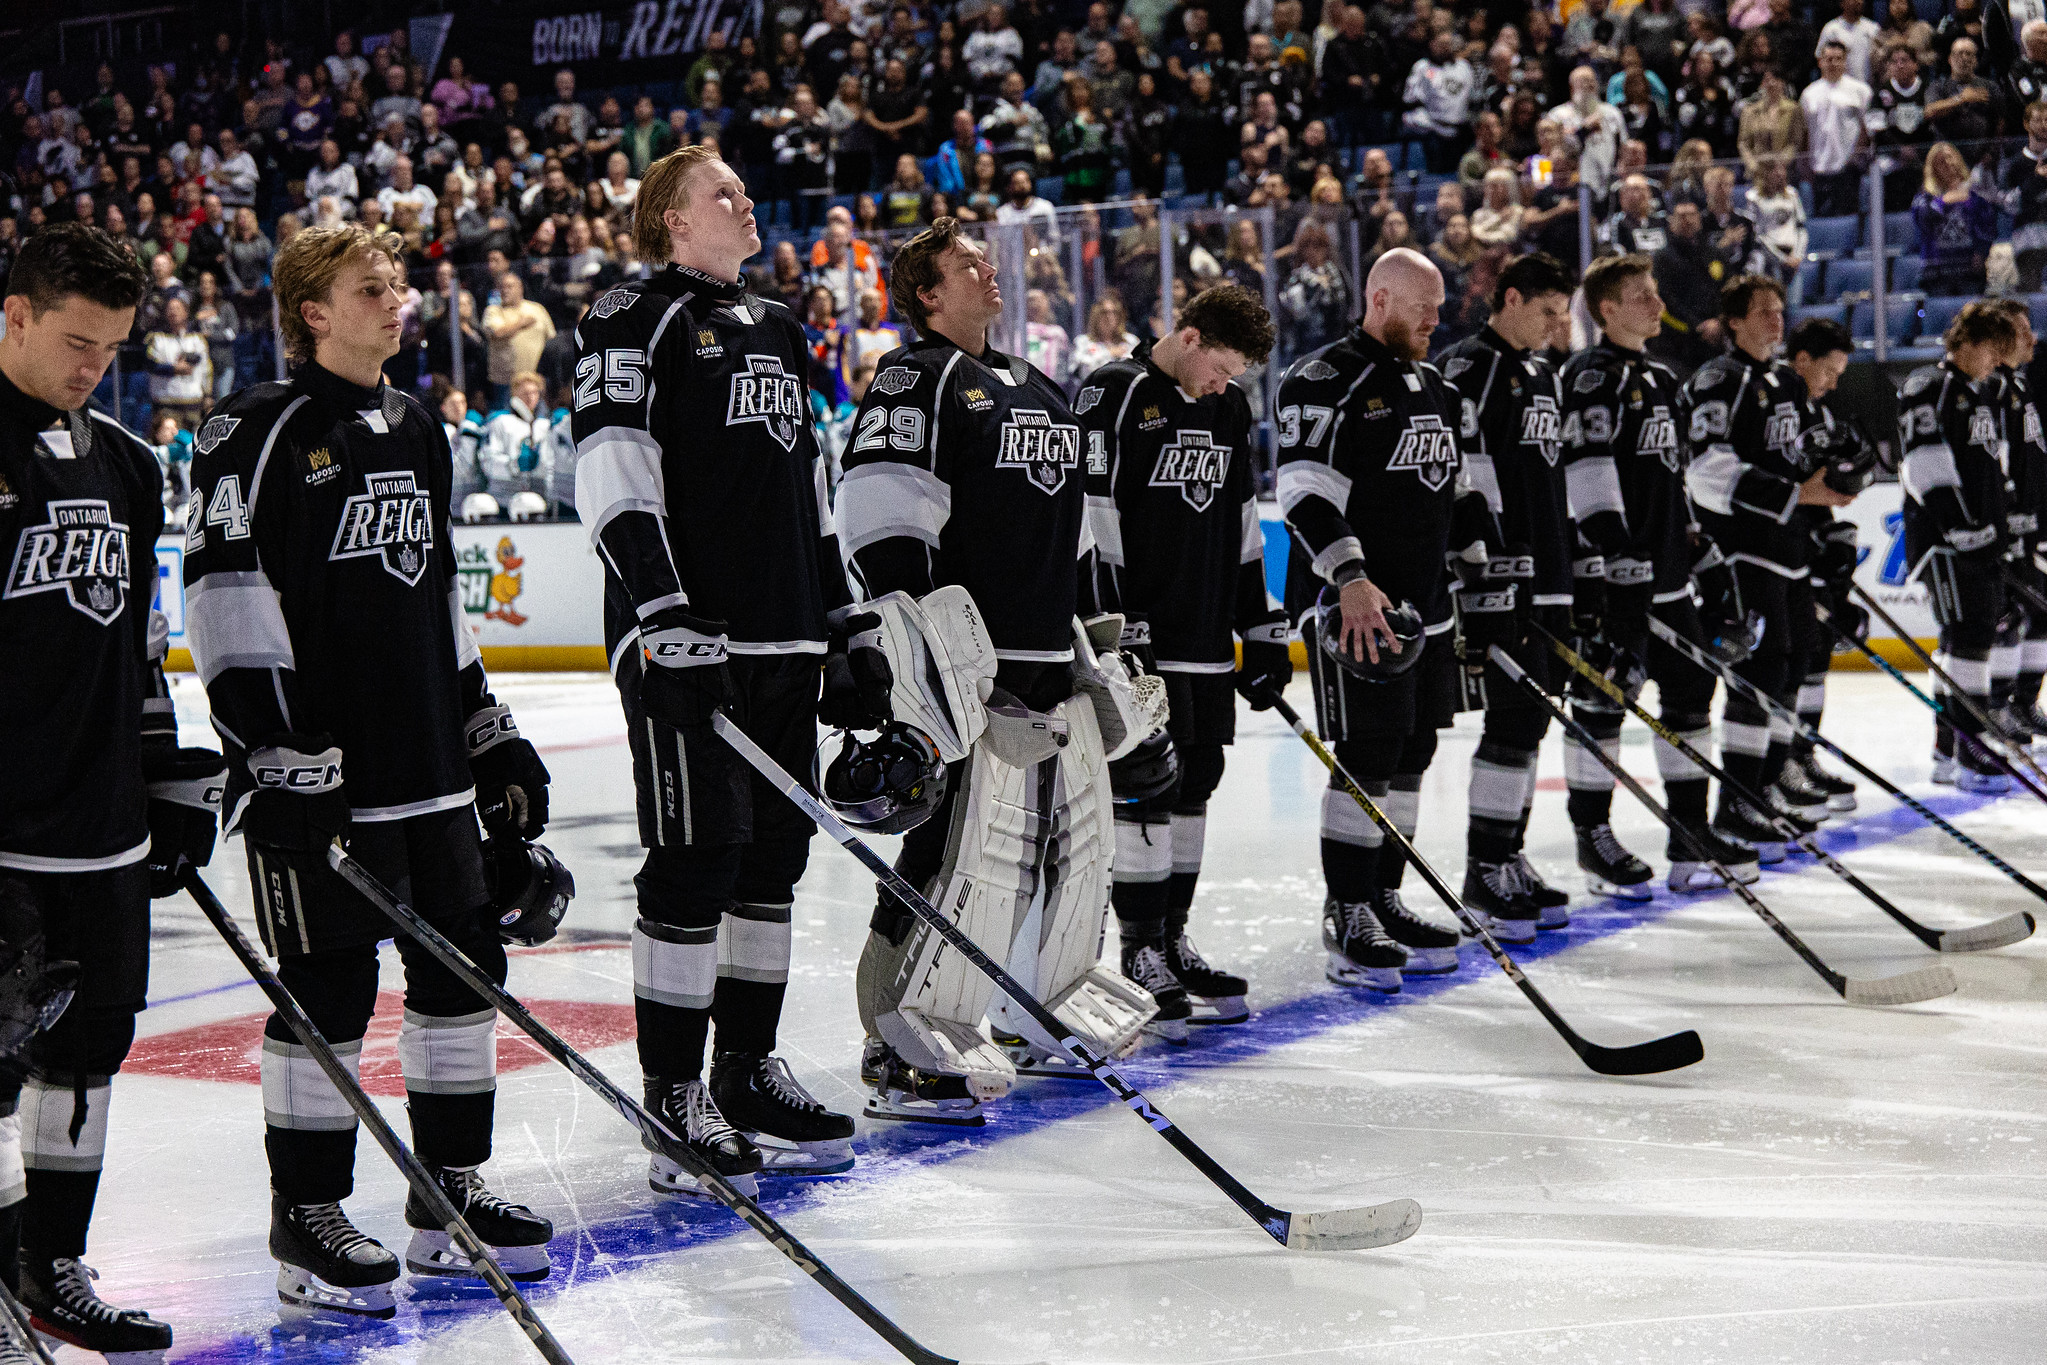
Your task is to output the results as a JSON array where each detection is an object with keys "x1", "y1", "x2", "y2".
[{"x1": 858, "y1": 586, "x2": 998, "y2": 764}]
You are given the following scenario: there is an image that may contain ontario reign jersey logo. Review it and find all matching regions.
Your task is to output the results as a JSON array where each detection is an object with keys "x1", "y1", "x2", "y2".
[
  {"x1": 727, "y1": 354, "x2": 806, "y2": 451},
  {"x1": 1149, "y1": 430, "x2": 1230, "y2": 511},
  {"x1": 331, "y1": 471, "x2": 435, "y2": 586},
  {"x1": 1639, "y1": 405, "x2": 1680, "y2": 472},
  {"x1": 1521, "y1": 394, "x2": 1561, "y2": 466},
  {"x1": 1387, "y1": 414, "x2": 1458, "y2": 491},
  {"x1": 1764, "y1": 401, "x2": 1802, "y2": 454},
  {"x1": 997, "y1": 409, "x2": 1081, "y2": 494},
  {"x1": 4, "y1": 498, "x2": 130, "y2": 625}
]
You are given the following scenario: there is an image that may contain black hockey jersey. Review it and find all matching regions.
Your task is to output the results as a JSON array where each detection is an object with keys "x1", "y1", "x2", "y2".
[
  {"x1": 1557, "y1": 339, "x2": 1692, "y2": 600},
  {"x1": 1274, "y1": 326, "x2": 1478, "y2": 632},
  {"x1": 837, "y1": 333, "x2": 1085, "y2": 661},
  {"x1": 1680, "y1": 350, "x2": 1815, "y2": 579},
  {"x1": 185, "y1": 362, "x2": 493, "y2": 826},
  {"x1": 1898, "y1": 359, "x2": 2010, "y2": 571},
  {"x1": 1997, "y1": 363, "x2": 2047, "y2": 555},
  {"x1": 1440, "y1": 327, "x2": 1573, "y2": 607},
  {"x1": 0, "y1": 376, "x2": 170, "y2": 870},
  {"x1": 570, "y1": 264, "x2": 849, "y2": 671},
  {"x1": 1073, "y1": 343, "x2": 1271, "y2": 670}
]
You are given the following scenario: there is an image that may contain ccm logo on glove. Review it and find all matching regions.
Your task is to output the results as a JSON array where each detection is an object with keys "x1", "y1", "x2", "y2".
[{"x1": 252, "y1": 757, "x2": 343, "y2": 791}]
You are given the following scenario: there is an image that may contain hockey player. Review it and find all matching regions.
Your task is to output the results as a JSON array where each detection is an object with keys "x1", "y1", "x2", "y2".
[
  {"x1": 0, "y1": 224, "x2": 215, "y2": 1360},
  {"x1": 1275, "y1": 247, "x2": 1480, "y2": 988},
  {"x1": 1075, "y1": 283, "x2": 1283, "y2": 1030},
  {"x1": 1559, "y1": 253, "x2": 1758, "y2": 894},
  {"x1": 1438, "y1": 252, "x2": 1579, "y2": 939},
  {"x1": 1896, "y1": 301, "x2": 2024, "y2": 790},
  {"x1": 838, "y1": 217, "x2": 1160, "y2": 1121},
  {"x1": 571, "y1": 147, "x2": 889, "y2": 1189},
  {"x1": 1985, "y1": 298, "x2": 2047, "y2": 748},
  {"x1": 1683, "y1": 276, "x2": 1858, "y2": 853},
  {"x1": 186, "y1": 222, "x2": 556, "y2": 1317},
  {"x1": 1779, "y1": 318, "x2": 1864, "y2": 814}
]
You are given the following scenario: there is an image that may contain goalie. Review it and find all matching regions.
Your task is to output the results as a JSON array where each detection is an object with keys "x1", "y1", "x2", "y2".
[{"x1": 835, "y1": 219, "x2": 1164, "y2": 1124}]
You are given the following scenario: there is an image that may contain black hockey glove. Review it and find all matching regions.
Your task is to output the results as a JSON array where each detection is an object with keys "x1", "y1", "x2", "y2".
[
  {"x1": 636, "y1": 607, "x2": 735, "y2": 728},
  {"x1": 466, "y1": 704, "x2": 551, "y2": 838},
  {"x1": 1692, "y1": 536, "x2": 1763, "y2": 665},
  {"x1": 1117, "y1": 616, "x2": 1159, "y2": 676},
  {"x1": 141, "y1": 745, "x2": 226, "y2": 897},
  {"x1": 1570, "y1": 551, "x2": 1607, "y2": 639},
  {"x1": 1602, "y1": 554, "x2": 1652, "y2": 653},
  {"x1": 820, "y1": 608, "x2": 895, "y2": 730},
  {"x1": 1811, "y1": 520, "x2": 1858, "y2": 592},
  {"x1": 1235, "y1": 614, "x2": 1292, "y2": 710},
  {"x1": 242, "y1": 735, "x2": 350, "y2": 855},
  {"x1": 1452, "y1": 544, "x2": 1528, "y2": 672}
]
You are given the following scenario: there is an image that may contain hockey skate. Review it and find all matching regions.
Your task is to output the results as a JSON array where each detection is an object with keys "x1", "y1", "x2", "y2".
[
  {"x1": 1119, "y1": 941, "x2": 1193, "y2": 1043},
  {"x1": 1165, "y1": 933, "x2": 1250, "y2": 1024},
  {"x1": 644, "y1": 1076, "x2": 762, "y2": 1199},
  {"x1": 1712, "y1": 800, "x2": 1789, "y2": 865},
  {"x1": 404, "y1": 1167, "x2": 553, "y2": 1280},
  {"x1": 711, "y1": 1052, "x2": 856, "y2": 1175},
  {"x1": 1575, "y1": 823, "x2": 1654, "y2": 901},
  {"x1": 1769, "y1": 765, "x2": 1832, "y2": 822},
  {"x1": 1954, "y1": 737, "x2": 2011, "y2": 794},
  {"x1": 1461, "y1": 861, "x2": 1541, "y2": 943},
  {"x1": 22, "y1": 1255, "x2": 173, "y2": 1360},
  {"x1": 1509, "y1": 853, "x2": 1571, "y2": 929},
  {"x1": 1789, "y1": 749, "x2": 1857, "y2": 811},
  {"x1": 1322, "y1": 898, "x2": 1406, "y2": 992},
  {"x1": 861, "y1": 1035, "x2": 990, "y2": 1126},
  {"x1": 1668, "y1": 823, "x2": 1762, "y2": 891},
  {"x1": 1370, "y1": 889, "x2": 1460, "y2": 973},
  {"x1": 267, "y1": 1196, "x2": 399, "y2": 1320}
]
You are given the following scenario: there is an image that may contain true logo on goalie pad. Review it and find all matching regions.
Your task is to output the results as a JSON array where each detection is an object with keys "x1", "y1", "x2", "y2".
[
  {"x1": 1149, "y1": 431, "x2": 1230, "y2": 510},
  {"x1": 1387, "y1": 415, "x2": 1458, "y2": 490},
  {"x1": 330, "y1": 471, "x2": 434, "y2": 586},
  {"x1": 872, "y1": 366, "x2": 919, "y2": 396},
  {"x1": 726, "y1": 354, "x2": 806, "y2": 451},
  {"x1": 4, "y1": 498, "x2": 130, "y2": 625},
  {"x1": 997, "y1": 409, "x2": 1082, "y2": 494}
]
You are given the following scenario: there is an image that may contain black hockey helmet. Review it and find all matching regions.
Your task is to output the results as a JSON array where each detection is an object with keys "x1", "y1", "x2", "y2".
[
  {"x1": 817, "y1": 723, "x2": 948, "y2": 835},
  {"x1": 1808, "y1": 419, "x2": 1880, "y2": 496},
  {"x1": 486, "y1": 838, "x2": 576, "y2": 947},
  {"x1": 1109, "y1": 728, "x2": 1181, "y2": 806},
  {"x1": 1312, "y1": 587, "x2": 1426, "y2": 683}
]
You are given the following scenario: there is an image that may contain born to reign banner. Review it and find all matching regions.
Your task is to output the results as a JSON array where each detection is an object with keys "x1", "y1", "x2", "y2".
[{"x1": 453, "y1": 0, "x2": 764, "y2": 82}]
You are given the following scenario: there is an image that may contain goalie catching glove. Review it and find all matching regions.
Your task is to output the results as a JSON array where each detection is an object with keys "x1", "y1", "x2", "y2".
[{"x1": 1073, "y1": 614, "x2": 1169, "y2": 761}]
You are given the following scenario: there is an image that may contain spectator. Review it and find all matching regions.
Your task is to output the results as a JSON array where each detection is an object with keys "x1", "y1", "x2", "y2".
[
  {"x1": 773, "y1": 86, "x2": 833, "y2": 232},
  {"x1": 801, "y1": 283, "x2": 846, "y2": 398},
  {"x1": 827, "y1": 74, "x2": 875, "y2": 193},
  {"x1": 282, "y1": 71, "x2": 334, "y2": 179},
  {"x1": 147, "y1": 412, "x2": 193, "y2": 509},
  {"x1": 1761, "y1": 0, "x2": 1818, "y2": 85},
  {"x1": 2011, "y1": 22, "x2": 2047, "y2": 113},
  {"x1": 1803, "y1": 41, "x2": 1871, "y2": 215},
  {"x1": 1175, "y1": 69, "x2": 1233, "y2": 198},
  {"x1": 1819, "y1": 0, "x2": 1882, "y2": 86},
  {"x1": 1651, "y1": 199, "x2": 1726, "y2": 367},
  {"x1": 145, "y1": 295, "x2": 211, "y2": 429},
  {"x1": 1428, "y1": 212, "x2": 1482, "y2": 304},
  {"x1": 140, "y1": 249, "x2": 190, "y2": 332},
  {"x1": 1702, "y1": 164, "x2": 1761, "y2": 273},
  {"x1": 761, "y1": 240, "x2": 810, "y2": 312},
  {"x1": 1223, "y1": 218, "x2": 1267, "y2": 295},
  {"x1": 844, "y1": 287, "x2": 906, "y2": 379},
  {"x1": 1870, "y1": 45, "x2": 1934, "y2": 210},
  {"x1": 1122, "y1": 71, "x2": 1173, "y2": 198},
  {"x1": 689, "y1": 80, "x2": 734, "y2": 148},
  {"x1": 325, "y1": 31, "x2": 370, "y2": 94},
  {"x1": 1053, "y1": 79, "x2": 1114, "y2": 201},
  {"x1": 480, "y1": 371, "x2": 557, "y2": 498},
  {"x1": 961, "y1": 151, "x2": 1004, "y2": 219},
  {"x1": 1320, "y1": 6, "x2": 1381, "y2": 146},
  {"x1": 193, "y1": 270, "x2": 238, "y2": 400},
  {"x1": 1417, "y1": 179, "x2": 1468, "y2": 242},
  {"x1": 1737, "y1": 67, "x2": 1808, "y2": 176},
  {"x1": 537, "y1": 69, "x2": 591, "y2": 145},
  {"x1": 2002, "y1": 98, "x2": 2047, "y2": 289},
  {"x1": 1564, "y1": 0, "x2": 1622, "y2": 74},
  {"x1": 1914, "y1": 140, "x2": 1999, "y2": 295},
  {"x1": 370, "y1": 62, "x2": 423, "y2": 142},
  {"x1": 1033, "y1": 30, "x2": 1083, "y2": 109},
  {"x1": 1023, "y1": 288, "x2": 1071, "y2": 385},
  {"x1": 482, "y1": 271, "x2": 556, "y2": 410},
  {"x1": 622, "y1": 96, "x2": 675, "y2": 177},
  {"x1": 806, "y1": 0, "x2": 859, "y2": 95},
  {"x1": 1602, "y1": 173, "x2": 1671, "y2": 254},
  {"x1": 865, "y1": 59, "x2": 928, "y2": 174},
  {"x1": 1552, "y1": 66, "x2": 1627, "y2": 195},
  {"x1": 1881, "y1": 0, "x2": 1937, "y2": 69},
  {"x1": 1522, "y1": 147, "x2": 1585, "y2": 263},
  {"x1": 1926, "y1": 38, "x2": 1998, "y2": 149},
  {"x1": 1087, "y1": 40, "x2": 1137, "y2": 119},
  {"x1": 1616, "y1": 69, "x2": 1672, "y2": 161},
  {"x1": 1070, "y1": 295, "x2": 1139, "y2": 379},
  {"x1": 981, "y1": 71, "x2": 1050, "y2": 173},
  {"x1": 1404, "y1": 30, "x2": 1476, "y2": 172},
  {"x1": 1744, "y1": 154, "x2": 1809, "y2": 291},
  {"x1": 687, "y1": 29, "x2": 737, "y2": 106},
  {"x1": 1663, "y1": 138, "x2": 1718, "y2": 207},
  {"x1": 809, "y1": 219, "x2": 883, "y2": 313},
  {"x1": 1458, "y1": 111, "x2": 1510, "y2": 188},
  {"x1": 208, "y1": 128, "x2": 260, "y2": 210},
  {"x1": 965, "y1": 6, "x2": 1027, "y2": 91},
  {"x1": 1276, "y1": 220, "x2": 1349, "y2": 358},
  {"x1": 184, "y1": 193, "x2": 232, "y2": 286},
  {"x1": 995, "y1": 166, "x2": 1059, "y2": 247},
  {"x1": 416, "y1": 104, "x2": 460, "y2": 182},
  {"x1": 1624, "y1": 0, "x2": 1689, "y2": 91},
  {"x1": 167, "y1": 122, "x2": 220, "y2": 181},
  {"x1": 378, "y1": 155, "x2": 437, "y2": 221},
  {"x1": 1364, "y1": 208, "x2": 1417, "y2": 269},
  {"x1": 934, "y1": 109, "x2": 993, "y2": 195},
  {"x1": 431, "y1": 56, "x2": 493, "y2": 138},
  {"x1": 1471, "y1": 166, "x2": 1526, "y2": 248}
]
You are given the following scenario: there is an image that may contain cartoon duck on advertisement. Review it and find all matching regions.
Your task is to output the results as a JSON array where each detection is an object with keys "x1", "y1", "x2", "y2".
[{"x1": 485, "y1": 536, "x2": 527, "y2": 625}]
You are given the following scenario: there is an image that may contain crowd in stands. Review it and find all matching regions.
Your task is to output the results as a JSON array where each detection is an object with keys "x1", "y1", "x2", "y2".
[{"x1": 1, "y1": 0, "x2": 2042, "y2": 518}]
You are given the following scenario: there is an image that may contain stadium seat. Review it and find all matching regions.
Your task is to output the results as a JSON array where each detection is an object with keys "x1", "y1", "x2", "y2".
[
  {"x1": 1825, "y1": 257, "x2": 1875, "y2": 300},
  {"x1": 1889, "y1": 253, "x2": 1922, "y2": 293},
  {"x1": 1805, "y1": 216, "x2": 1858, "y2": 258},
  {"x1": 2028, "y1": 293, "x2": 2047, "y2": 337},
  {"x1": 1789, "y1": 303, "x2": 1849, "y2": 332},
  {"x1": 1793, "y1": 258, "x2": 1825, "y2": 302},
  {"x1": 1850, "y1": 297, "x2": 1918, "y2": 348},
  {"x1": 1917, "y1": 295, "x2": 1973, "y2": 341},
  {"x1": 1878, "y1": 211, "x2": 1916, "y2": 252}
]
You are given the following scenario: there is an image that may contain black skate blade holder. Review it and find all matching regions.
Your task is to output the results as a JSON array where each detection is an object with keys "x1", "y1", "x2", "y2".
[
  {"x1": 712, "y1": 710, "x2": 1425, "y2": 1255},
  {"x1": 1264, "y1": 689, "x2": 1704, "y2": 1077}
]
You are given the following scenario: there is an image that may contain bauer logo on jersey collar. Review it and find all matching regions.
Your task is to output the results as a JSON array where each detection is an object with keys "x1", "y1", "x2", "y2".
[
  {"x1": 1386, "y1": 414, "x2": 1458, "y2": 491},
  {"x1": 193, "y1": 414, "x2": 240, "y2": 454},
  {"x1": 329, "y1": 470, "x2": 435, "y2": 586},
  {"x1": 4, "y1": 498, "x2": 131, "y2": 625},
  {"x1": 996, "y1": 409, "x2": 1082, "y2": 494},
  {"x1": 727, "y1": 354, "x2": 806, "y2": 451},
  {"x1": 872, "y1": 366, "x2": 919, "y2": 396},
  {"x1": 1150, "y1": 431, "x2": 1230, "y2": 511},
  {"x1": 590, "y1": 287, "x2": 637, "y2": 319}
]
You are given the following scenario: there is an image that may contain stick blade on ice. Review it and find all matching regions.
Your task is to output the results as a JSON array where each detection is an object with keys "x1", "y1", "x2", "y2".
[
  {"x1": 1936, "y1": 911, "x2": 2036, "y2": 953},
  {"x1": 1283, "y1": 1198, "x2": 1424, "y2": 1251},
  {"x1": 1578, "y1": 1028, "x2": 1705, "y2": 1076},
  {"x1": 1841, "y1": 964, "x2": 1960, "y2": 1006}
]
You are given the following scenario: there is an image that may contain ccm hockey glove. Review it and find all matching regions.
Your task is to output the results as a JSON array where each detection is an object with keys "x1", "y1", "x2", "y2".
[
  {"x1": 637, "y1": 607, "x2": 735, "y2": 728},
  {"x1": 466, "y1": 704, "x2": 552, "y2": 838},
  {"x1": 243, "y1": 736, "x2": 350, "y2": 855},
  {"x1": 141, "y1": 744, "x2": 226, "y2": 897},
  {"x1": 820, "y1": 607, "x2": 895, "y2": 730},
  {"x1": 1235, "y1": 613, "x2": 1293, "y2": 709}
]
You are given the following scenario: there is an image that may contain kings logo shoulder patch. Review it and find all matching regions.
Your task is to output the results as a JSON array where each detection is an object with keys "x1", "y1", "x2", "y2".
[
  {"x1": 872, "y1": 366, "x2": 919, "y2": 396},
  {"x1": 194, "y1": 414, "x2": 240, "y2": 454},
  {"x1": 1074, "y1": 385, "x2": 1104, "y2": 414},
  {"x1": 591, "y1": 287, "x2": 638, "y2": 319}
]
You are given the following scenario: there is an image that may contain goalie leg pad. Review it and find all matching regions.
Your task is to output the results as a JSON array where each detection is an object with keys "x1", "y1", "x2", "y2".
[{"x1": 862, "y1": 587, "x2": 998, "y2": 762}]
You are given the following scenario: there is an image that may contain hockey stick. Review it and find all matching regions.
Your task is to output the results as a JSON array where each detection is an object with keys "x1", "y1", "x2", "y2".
[
  {"x1": 1487, "y1": 648, "x2": 1958, "y2": 1007},
  {"x1": 710, "y1": 709, "x2": 1424, "y2": 1252},
  {"x1": 1650, "y1": 614, "x2": 2043, "y2": 946},
  {"x1": 0, "y1": 1279, "x2": 58, "y2": 1365},
  {"x1": 1840, "y1": 583, "x2": 2047, "y2": 805},
  {"x1": 320, "y1": 849, "x2": 963, "y2": 1365},
  {"x1": 180, "y1": 872, "x2": 577, "y2": 1365},
  {"x1": 1262, "y1": 693, "x2": 1702, "y2": 1076},
  {"x1": 1997, "y1": 562, "x2": 2047, "y2": 622},
  {"x1": 1539, "y1": 624, "x2": 1973, "y2": 955}
]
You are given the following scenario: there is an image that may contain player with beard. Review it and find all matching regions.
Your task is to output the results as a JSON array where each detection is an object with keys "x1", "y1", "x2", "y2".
[
  {"x1": 187, "y1": 223, "x2": 555, "y2": 1316},
  {"x1": 1437, "y1": 253, "x2": 1578, "y2": 941},
  {"x1": 0, "y1": 224, "x2": 214, "y2": 1361},
  {"x1": 571, "y1": 146, "x2": 890, "y2": 1189},
  {"x1": 1276, "y1": 248, "x2": 1491, "y2": 990}
]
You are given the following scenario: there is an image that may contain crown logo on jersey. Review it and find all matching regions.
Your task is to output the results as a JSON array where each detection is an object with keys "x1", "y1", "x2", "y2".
[
  {"x1": 3, "y1": 498, "x2": 131, "y2": 625},
  {"x1": 591, "y1": 288, "x2": 637, "y2": 319},
  {"x1": 329, "y1": 470, "x2": 435, "y2": 587},
  {"x1": 1150, "y1": 431, "x2": 1230, "y2": 511},
  {"x1": 1386, "y1": 414, "x2": 1458, "y2": 491},
  {"x1": 726, "y1": 354, "x2": 805, "y2": 451},
  {"x1": 996, "y1": 409, "x2": 1081, "y2": 494}
]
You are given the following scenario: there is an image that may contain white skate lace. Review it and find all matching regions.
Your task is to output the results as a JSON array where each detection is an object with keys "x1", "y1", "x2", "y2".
[
  {"x1": 757, "y1": 1056, "x2": 829, "y2": 1115},
  {"x1": 683, "y1": 1079, "x2": 746, "y2": 1145},
  {"x1": 440, "y1": 1167, "x2": 529, "y2": 1219},
  {"x1": 1485, "y1": 861, "x2": 1527, "y2": 900},
  {"x1": 295, "y1": 1203, "x2": 381, "y2": 1260},
  {"x1": 49, "y1": 1259, "x2": 136, "y2": 1326},
  {"x1": 1509, "y1": 854, "x2": 1553, "y2": 893},
  {"x1": 1128, "y1": 945, "x2": 1177, "y2": 993},
  {"x1": 1172, "y1": 934, "x2": 1213, "y2": 973},
  {"x1": 1588, "y1": 825, "x2": 1632, "y2": 866},
  {"x1": 1339, "y1": 902, "x2": 1393, "y2": 948}
]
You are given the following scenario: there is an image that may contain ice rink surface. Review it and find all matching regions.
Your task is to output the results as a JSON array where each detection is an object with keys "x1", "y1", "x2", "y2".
[{"x1": 99, "y1": 671, "x2": 2047, "y2": 1363}]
